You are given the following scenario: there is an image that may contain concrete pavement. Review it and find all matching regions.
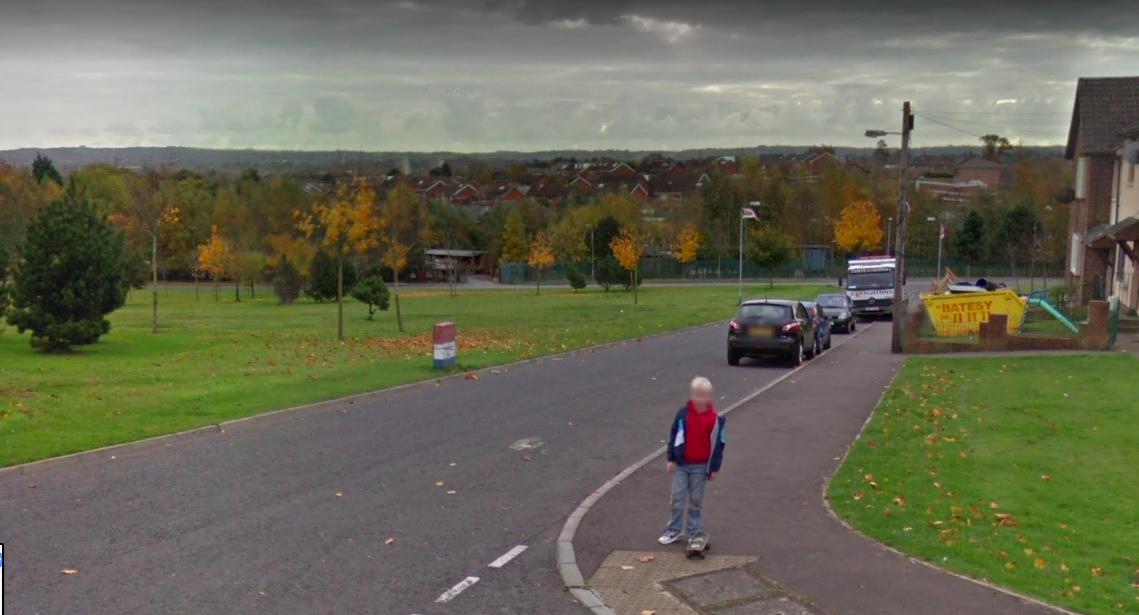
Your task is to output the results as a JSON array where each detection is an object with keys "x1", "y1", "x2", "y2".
[{"x1": 573, "y1": 323, "x2": 1066, "y2": 615}]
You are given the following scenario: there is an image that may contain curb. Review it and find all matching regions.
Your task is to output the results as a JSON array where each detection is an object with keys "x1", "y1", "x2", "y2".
[
  {"x1": 818, "y1": 365, "x2": 1079, "y2": 615},
  {"x1": 556, "y1": 323, "x2": 874, "y2": 614},
  {"x1": 0, "y1": 319, "x2": 726, "y2": 477}
]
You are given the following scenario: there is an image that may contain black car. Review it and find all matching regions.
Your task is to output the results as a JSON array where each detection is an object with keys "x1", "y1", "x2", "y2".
[
  {"x1": 815, "y1": 293, "x2": 855, "y2": 333},
  {"x1": 727, "y1": 300, "x2": 818, "y2": 367}
]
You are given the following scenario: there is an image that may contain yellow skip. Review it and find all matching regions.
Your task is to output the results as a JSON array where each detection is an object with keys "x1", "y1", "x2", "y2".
[{"x1": 920, "y1": 289, "x2": 1027, "y2": 336}]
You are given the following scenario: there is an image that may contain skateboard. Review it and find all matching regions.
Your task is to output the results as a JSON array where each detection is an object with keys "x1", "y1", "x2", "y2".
[{"x1": 685, "y1": 532, "x2": 709, "y2": 559}]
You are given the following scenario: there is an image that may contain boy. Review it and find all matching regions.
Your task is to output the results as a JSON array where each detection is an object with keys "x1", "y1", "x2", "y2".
[{"x1": 659, "y1": 376, "x2": 726, "y2": 545}]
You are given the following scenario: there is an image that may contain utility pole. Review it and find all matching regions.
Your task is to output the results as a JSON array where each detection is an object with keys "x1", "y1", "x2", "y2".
[
  {"x1": 890, "y1": 101, "x2": 913, "y2": 354},
  {"x1": 886, "y1": 216, "x2": 893, "y2": 255},
  {"x1": 589, "y1": 225, "x2": 596, "y2": 282}
]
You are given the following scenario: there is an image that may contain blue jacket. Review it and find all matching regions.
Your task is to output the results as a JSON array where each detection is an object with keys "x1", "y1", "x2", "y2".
[{"x1": 666, "y1": 406, "x2": 726, "y2": 476}]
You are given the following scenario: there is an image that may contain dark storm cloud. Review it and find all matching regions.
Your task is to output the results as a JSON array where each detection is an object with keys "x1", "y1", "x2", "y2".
[{"x1": 2, "y1": 0, "x2": 1138, "y2": 150}]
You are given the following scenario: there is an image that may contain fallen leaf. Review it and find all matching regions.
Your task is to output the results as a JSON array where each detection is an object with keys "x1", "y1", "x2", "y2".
[
  {"x1": 449, "y1": 462, "x2": 457, "y2": 467},
  {"x1": 893, "y1": 495, "x2": 907, "y2": 507},
  {"x1": 465, "y1": 373, "x2": 479, "y2": 381},
  {"x1": 1091, "y1": 566, "x2": 1105, "y2": 577},
  {"x1": 61, "y1": 569, "x2": 78, "y2": 575},
  {"x1": 436, "y1": 481, "x2": 445, "y2": 487},
  {"x1": 1034, "y1": 558, "x2": 1047, "y2": 569},
  {"x1": 1041, "y1": 475, "x2": 1052, "y2": 481},
  {"x1": 335, "y1": 491, "x2": 344, "y2": 497},
  {"x1": 384, "y1": 537, "x2": 395, "y2": 545},
  {"x1": 639, "y1": 610, "x2": 657, "y2": 615},
  {"x1": 638, "y1": 555, "x2": 655, "y2": 563},
  {"x1": 620, "y1": 565, "x2": 635, "y2": 571},
  {"x1": 445, "y1": 490, "x2": 457, "y2": 495}
]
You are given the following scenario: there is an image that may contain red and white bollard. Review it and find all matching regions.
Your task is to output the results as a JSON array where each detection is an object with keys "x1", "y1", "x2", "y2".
[{"x1": 433, "y1": 321, "x2": 456, "y2": 369}]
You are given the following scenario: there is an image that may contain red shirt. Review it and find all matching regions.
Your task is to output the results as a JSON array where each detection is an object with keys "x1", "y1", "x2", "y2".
[{"x1": 683, "y1": 401, "x2": 717, "y2": 464}]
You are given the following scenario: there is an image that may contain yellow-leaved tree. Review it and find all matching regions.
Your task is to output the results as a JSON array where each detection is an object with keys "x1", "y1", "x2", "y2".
[
  {"x1": 673, "y1": 222, "x2": 702, "y2": 275},
  {"x1": 833, "y1": 200, "x2": 884, "y2": 255},
  {"x1": 527, "y1": 230, "x2": 556, "y2": 295},
  {"x1": 379, "y1": 183, "x2": 429, "y2": 333},
  {"x1": 296, "y1": 177, "x2": 381, "y2": 341},
  {"x1": 610, "y1": 228, "x2": 644, "y2": 305},
  {"x1": 197, "y1": 225, "x2": 235, "y2": 301}
]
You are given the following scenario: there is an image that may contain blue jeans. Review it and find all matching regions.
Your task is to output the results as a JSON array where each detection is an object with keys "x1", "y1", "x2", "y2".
[{"x1": 665, "y1": 463, "x2": 708, "y2": 535}]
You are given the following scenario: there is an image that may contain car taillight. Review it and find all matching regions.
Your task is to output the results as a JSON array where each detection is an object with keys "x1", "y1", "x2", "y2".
[
  {"x1": 782, "y1": 322, "x2": 800, "y2": 333},
  {"x1": 729, "y1": 319, "x2": 742, "y2": 332}
]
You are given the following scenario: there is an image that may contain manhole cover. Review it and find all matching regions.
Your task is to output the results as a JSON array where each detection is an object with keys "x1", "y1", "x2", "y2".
[{"x1": 669, "y1": 567, "x2": 773, "y2": 608}]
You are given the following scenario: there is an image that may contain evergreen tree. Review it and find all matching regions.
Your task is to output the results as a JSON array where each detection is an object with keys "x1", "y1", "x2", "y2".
[
  {"x1": 351, "y1": 269, "x2": 390, "y2": 320},
  {"x1": 305, "y1": 250, "x2": 356, "y2": 302},
  {"x1": 953, "y1": 209, "x2": 986, "y2": 274},
  {"x1": 31, "y1": 154, "x2": 63, "y2": 185},
  {"x1": 271, "y1": 257, "x2": 303, "y2": 304},
  {"x1": 565, "y1": 265, "x2": 587, "y2": 291},
  {"x1": 593, "y1": 216, "x2": 621, "y2": 258},
  {"x1": 7, "y1": 198, "x2": 127, "y2": 350}
]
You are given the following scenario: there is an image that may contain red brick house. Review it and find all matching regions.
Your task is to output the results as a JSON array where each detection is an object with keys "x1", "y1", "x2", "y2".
[
  {"x1": 1065, "y1": 77, "x2": 1139, "y2": 302},
  {"x1": 954, "y1": 157, "x2": 1004, "y2": 188}
]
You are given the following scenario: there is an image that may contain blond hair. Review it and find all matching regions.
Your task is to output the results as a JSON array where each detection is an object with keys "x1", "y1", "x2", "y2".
[{"x1": 690, "y1": 376, "x2": 713, "y2": 392}]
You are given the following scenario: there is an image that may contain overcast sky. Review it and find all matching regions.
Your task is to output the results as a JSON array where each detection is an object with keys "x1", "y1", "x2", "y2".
[{"x1": 2, "y1": 0, "x2": 1137, "y2": 152}]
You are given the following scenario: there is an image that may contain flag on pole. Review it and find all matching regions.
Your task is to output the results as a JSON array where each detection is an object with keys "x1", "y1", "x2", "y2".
[
  {"x1": 741, "y1": 207, "x2": 759, "y2": 220},
  {"x1": 939, "y1": 223, "x2": 946, "y2": 239}
]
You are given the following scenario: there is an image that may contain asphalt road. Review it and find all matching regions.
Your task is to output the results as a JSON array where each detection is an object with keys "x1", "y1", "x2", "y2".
[{"x1": 0, "y1": 315, "x2": 848, "y2": 614}]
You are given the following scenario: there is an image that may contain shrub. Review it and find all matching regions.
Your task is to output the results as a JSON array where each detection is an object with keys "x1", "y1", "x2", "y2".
[
  {"x1": 7, "y1": 198, "x2": 127, "y2": 351},
  {"x1": 271, "y1": 257, "x2": 303, "y2": 304},
  {"x1": 565, "y1": 264, "x2": 587, "y2": 291},
  {"x1": 351, "y1": 270, "x2": 390, "y2": 320}
]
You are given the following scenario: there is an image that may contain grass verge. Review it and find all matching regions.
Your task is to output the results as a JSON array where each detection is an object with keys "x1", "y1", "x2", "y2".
[
  {"x1": 0, "y1": 282, "x2": 831, "y2": 467},
  {"x1": 827, "y1": 353, "x2": 1139, "y2": 614}
]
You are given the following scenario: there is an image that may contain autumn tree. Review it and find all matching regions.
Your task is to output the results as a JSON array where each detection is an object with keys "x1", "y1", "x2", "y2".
[
  {"x1": 197, "y1": 225, "x2": 235, "y2": 301},
  {"x1": 673, "y1": 222, "x2": 702, "y2": 275},
  {"x1": 8, "y1": 198, "x2": 127, "y2": 351},
  {"x1": 610, "y1": 228, "x2": 644, "y2": 304},
  {"x1": 382, "y1": 241, "x2": 409, "y2": 332},
  {"x1": 527, "y1": 230, "x2": 556, "y2": 295},
  {"x1": 297, "y1": 177, "x2": 381, "y2": 341},
  {"x1": 500, "y1": 207, "x2": 529, "y2": 262},
  {"x1": 747, "y1": 226, "x2": 797, "y2": 288},
  {"x1": 833, "y1": 200, "x2": 884, "y2": 255},
  {"x1": 379, "y1": 183, "x2": 427, "y2": 333}
]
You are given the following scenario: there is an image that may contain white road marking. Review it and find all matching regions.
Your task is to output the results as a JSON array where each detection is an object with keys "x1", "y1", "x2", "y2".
[
  {"x1": 488, "y1": 545, "x2": 528, "y2": 569},
  {"x1": 435, "y1": 576, "x2": 480, "y2": 603}
]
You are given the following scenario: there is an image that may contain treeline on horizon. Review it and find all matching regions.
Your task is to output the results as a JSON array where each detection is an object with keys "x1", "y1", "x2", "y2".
[{"x1": 0, "y1": 148, "x2": 1073, "y2": 307}]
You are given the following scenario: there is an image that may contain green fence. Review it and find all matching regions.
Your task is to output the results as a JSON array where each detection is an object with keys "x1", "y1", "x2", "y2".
[{"x1": 498, "y1": 256, "x2": 1067, "y2": 285}]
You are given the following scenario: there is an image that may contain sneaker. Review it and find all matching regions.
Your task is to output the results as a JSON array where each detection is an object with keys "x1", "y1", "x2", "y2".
[{"x1": 658, "y1": 530, "x2": 684, "y2": 545}]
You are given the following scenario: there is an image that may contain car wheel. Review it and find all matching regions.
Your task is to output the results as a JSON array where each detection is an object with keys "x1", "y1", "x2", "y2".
[
  {"x1": 824, "y1": 332, "x2": 832, "y2": 349},
  {"x1": 727, "y1": 350, "x2": 740, "y2": 366},
  {"x1": 790, "y1": 340, "x2": 804, "y2": 367}
]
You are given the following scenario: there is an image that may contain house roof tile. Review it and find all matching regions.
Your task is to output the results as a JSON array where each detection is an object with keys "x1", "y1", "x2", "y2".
[{"x1": 1066, "y1": 76, "x2": 1139, "y2": 158}]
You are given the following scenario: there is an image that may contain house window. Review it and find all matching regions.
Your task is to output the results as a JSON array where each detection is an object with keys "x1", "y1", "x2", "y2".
[
  {"x1": 1070, "y1": 233, "x2": 1083, "y2": 275},
  {"x1": 1075, "y1": 157, "x2": 1088, "y2": 199}
]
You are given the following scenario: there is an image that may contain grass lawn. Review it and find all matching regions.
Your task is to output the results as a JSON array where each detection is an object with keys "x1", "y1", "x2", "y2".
[
  {"x1": 0, "y1": 282, "x2": 832, "y2": 467},
  {"x1": 827, "y1": 354, "x2": 1139, "y2": 614}
]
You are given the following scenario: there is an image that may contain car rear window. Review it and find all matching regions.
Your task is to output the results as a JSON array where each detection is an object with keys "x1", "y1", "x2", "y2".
[
  {"x1": 737, "y1": 304, "x2": 791, "y2": 322},
  {"x1": 817, "y1": 295, "x2": 846, "y2": 307}
]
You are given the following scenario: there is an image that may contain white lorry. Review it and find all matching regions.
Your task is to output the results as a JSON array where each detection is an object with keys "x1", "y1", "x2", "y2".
[{"x1": 845, "y1": 257, "x2": 897, "y2": 319}]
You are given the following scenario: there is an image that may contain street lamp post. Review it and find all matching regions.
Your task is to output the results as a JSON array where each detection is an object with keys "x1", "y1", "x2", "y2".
[
  {"x1": 886, "y1": 216, "x2": 893, "y2": 255},
  {"x1": 588, "y1": 224, "x2": 596, "y2": 282},
  {"x1": 738, "y1": 201, "x2": 761, "y2": 305}
]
